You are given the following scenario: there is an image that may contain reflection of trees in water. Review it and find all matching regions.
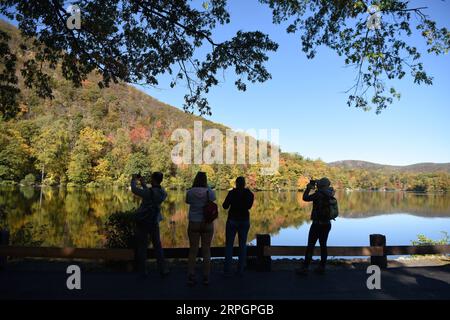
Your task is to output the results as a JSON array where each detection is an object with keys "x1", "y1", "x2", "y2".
[
  {"x1": 0, "y1": 187, "x2": 449, "y2": 248},
  {"x1": 158, "y1": 191, "x2": 311, "y2": 247},
  {"x1": 336, "y1": 191, "x2": 450, "y2": 217}
]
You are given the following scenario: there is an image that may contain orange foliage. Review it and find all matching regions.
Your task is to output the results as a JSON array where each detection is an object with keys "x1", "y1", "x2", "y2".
[
  {"x1": 297, "y1": 176, "x2": 309, "y2": 190},
  {"x1": 246, "y1": 172, "x2": 257, "y2": 190},
  {"x1": 129, "y1": 125, "x2": 149, "y2": 144},
  {"x1": 106, "y1": 133, "x2": 115, "y2": 143}
]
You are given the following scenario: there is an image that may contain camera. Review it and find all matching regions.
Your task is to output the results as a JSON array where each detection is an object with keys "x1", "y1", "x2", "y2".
[
  {"x1": 132, "y1": 173, "x2": 142, "y2": 179},
  {"x1": 309, "y1": 179, "x2": 317, "y2": 186}
]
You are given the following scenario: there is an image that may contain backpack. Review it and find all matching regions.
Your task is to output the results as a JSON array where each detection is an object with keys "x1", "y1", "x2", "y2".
[
  {"x1": 134, "y1": 188, "x2": 159, "y2": 225},
  {"x1": 320, "y1": 191, "x2": 339, "y2": 221},
  {"x1": 203, "y1": 190, "x2": 218, "y2": 223}
]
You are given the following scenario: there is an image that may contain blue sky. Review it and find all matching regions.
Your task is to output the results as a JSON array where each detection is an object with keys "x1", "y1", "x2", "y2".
[
  {"x1": 135, "y1": 0, "x2": 450, "y2": 165},
  {"x1": 2, "y1": 1, "x2": 449, "y2": 165}
]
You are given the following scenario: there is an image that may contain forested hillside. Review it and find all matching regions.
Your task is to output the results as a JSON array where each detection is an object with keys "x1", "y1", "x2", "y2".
[
  {"x1": 329, "y1": 160, "x2": 450, "y2": 173},
  {"x1": 0, "y1": 20, "x2": 449, "y2": 192}
]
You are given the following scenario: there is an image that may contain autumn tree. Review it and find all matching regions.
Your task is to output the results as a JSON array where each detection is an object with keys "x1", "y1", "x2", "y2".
[
  {"x1": 67, "y1": 127, "x2": 109, "y2": 184},
  {"x1": 146, "y1": 137, "x2": 174, "y2": 178},
  {"x1": 1, "y1": 1, "x2": 449, "y2": 119},
  {"x1": 106, "y1": 128, "x2": 132, "y2": 180},
  {"x1": 123, "y1": 152, "x2": 152, "y2": 180},
  {"x1": 0, "y1": 125, "x2": 32, "y2": 180},
  {"x1": 0, "y1": 0, "x2": 278, "y2": 118},
  {"x1": 32, "y1": 120, "x2": 70, "y2": 184}
]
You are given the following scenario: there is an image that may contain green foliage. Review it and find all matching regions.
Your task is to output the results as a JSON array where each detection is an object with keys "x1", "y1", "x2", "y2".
[
  {"x1": 32, "y1": 120, "x2": 70, "y2": 183},
  {"x1": 20, "y1": 173, "x2": 35, "y2": 186},
  {"x1": 0, "y1": 2, "x2": 448, "y2": 117},
  {"x1": 10, "y1": 222, "x2": 45, "y2": 246},
  {"x1": 107, "y1": 128, "x2": 132, "y2": 179},
  {"x1": 412, "y1": 232, "x2": 450, "y2": 246},
  {"x1": 260, "y1": 0, "x2": 449, "y2": 113},
  {"x1": 0, "y1": 27, "x2": 20, "y2": 119},
  {"x1": 147, "y1": 138, "x2": 174, "y2": 178},
  {"x1": 0, "y1": 3, "x2": 277, "y2": 117},
  {"x1": 67, "y1": 127, "x2": 109, "y2": 184},
  {"x1": 0, "y1": 125, "x2": 32, "y2": 180},
  {"x1": 124, "y1": 152, "x2": 152, "y2": 180},
  {"x1": 0, "y1": 21, "x2": 448, "y2": 192},
  {"x1": 67, "y1": 151, "x2": 91, "y2": 184},
  {"x1": 410, "y1": 232, "x2": 450, "y2": 258},
  {"x1": 104, "y1": 211, "x2": 136, "y2": 249}
]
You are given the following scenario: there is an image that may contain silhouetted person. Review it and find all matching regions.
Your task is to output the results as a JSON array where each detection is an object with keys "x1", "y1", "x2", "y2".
[
  {"x1": 185, "y1": 171, "x2": 216, "y2": 286},
  {"x1": 131, "y1": 172, "x2": 168, "y2": 277},
  {"x1": 297, "y1": 177, "x2": 335, "y2": 275},
  {"x1": 222, "y1": 176, "x2": 254, "y2": 277}
]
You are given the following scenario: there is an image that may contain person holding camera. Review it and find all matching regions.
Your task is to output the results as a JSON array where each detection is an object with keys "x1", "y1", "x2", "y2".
[
  {"x1": 296, "y1": 177, "x2": 335, "y2": 275},
  {"x1": 131, "y1": 172, "x2": 169, "y2": 277}
]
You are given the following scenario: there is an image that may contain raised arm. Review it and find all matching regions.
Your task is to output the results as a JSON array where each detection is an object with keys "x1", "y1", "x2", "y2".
[
  {"x1": 130, "y1": 178, "x2": 146, "y2": 198},
  {"x1": 302, "y1": 185, "x2": 318, "y2": 202},
  {"x1": 246, "y1": 191, "x2": 255, "y2": 210},
  {"x1": 222, "y1": 191, "x2": 231, "y2": 210}
]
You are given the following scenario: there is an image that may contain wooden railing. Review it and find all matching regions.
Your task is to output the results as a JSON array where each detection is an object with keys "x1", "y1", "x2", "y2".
[
  {"x1": 1, "y1": 232, "x2": 449, "y2": 271},
  {"x1": 264, "y1": 245, "x2": 450, "y2": 257},
  {"x1": 264, "y1": 245, "x2": 384, "y2": 257}
]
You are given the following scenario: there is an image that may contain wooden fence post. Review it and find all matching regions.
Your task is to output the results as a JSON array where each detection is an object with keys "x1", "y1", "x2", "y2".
[
  {"x1": 256, "y1": 234, "x2": 271, "y2": 272},
  {"x1": 370, "y1": 234, "x2": 387, "y2": 269},
  {"x1": 0, "y1": 229, "x2": 10, "y2": 270}
]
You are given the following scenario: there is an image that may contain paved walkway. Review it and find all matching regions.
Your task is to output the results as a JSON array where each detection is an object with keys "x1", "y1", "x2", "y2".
[{"x1": 1, "y1": 262, "x2": 449, "y2": 299}]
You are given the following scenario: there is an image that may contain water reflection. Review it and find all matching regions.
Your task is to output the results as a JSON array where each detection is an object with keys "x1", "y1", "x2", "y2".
[{"x1": 0, "y1": 186, "x2": 449, "y2": 248}]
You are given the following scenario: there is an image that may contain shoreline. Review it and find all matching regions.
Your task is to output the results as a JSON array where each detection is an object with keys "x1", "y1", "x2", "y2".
[{"x1": 0, "y1": 182, "x2": 447, "y2": 194}]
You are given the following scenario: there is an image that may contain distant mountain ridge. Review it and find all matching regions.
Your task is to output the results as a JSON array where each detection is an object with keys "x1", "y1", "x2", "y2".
[{"x1": 328, "y1": 160, "x2": 450, "y2": 173}]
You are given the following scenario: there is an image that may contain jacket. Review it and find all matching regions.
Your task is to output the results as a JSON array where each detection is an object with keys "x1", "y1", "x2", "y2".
[
  {"x1": 222, "y1": 188, "x2": 254, "y2": 221},
  {"x1": 302, "y1": 187, "x2": 334, "y2": 223},
  {"x1": 131, "y1": 179, "x2": 167, "y2": 222},
  {"x1": 185, "y1": 187, "x2": 216, "y2": 222}
]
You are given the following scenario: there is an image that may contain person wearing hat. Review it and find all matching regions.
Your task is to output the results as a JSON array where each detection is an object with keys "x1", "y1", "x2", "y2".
[{"x1": 296, "y1": 177, "x2": 335, "y2": 275}]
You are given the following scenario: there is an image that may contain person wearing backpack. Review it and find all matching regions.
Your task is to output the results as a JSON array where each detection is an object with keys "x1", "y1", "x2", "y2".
[
  {"x1": 222, "y1": 176, "x2": 254, "y2": 277},
  {"x1": 296, "y1": 177, "x2": 338, "y2": 275},
  {"x1": 185, "y1": 171, "x2": 217, "y2": 286},
  {"x1": 131, "y1": 172, "x2": 169, "y2": 277}
]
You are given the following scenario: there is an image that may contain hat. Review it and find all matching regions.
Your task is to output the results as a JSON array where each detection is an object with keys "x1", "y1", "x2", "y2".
[{"x1": 317, "y1": 177, "x2": 331, "y2": 188}]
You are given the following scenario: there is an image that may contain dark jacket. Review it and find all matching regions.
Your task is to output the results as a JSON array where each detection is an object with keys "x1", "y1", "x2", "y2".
[
  {"x1": 302, "y1": 187, "x2": 334, "y2": 223},
  {"x1": 131, "y1": 179, "x2": 167, "y2": 222},
  {"x1": 222, "y1": 188, "x2": 254, "y2": 221}
]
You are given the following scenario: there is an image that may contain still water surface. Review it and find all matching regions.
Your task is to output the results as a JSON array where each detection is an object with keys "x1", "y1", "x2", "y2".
[{"x1": 0, "y1": 187, "x2": 449, "y2": 250}]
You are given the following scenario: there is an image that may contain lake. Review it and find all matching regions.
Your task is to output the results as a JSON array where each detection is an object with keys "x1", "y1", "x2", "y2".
[{"x1": 0, "y1": 187, "x2": 449, "y2": 252}]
